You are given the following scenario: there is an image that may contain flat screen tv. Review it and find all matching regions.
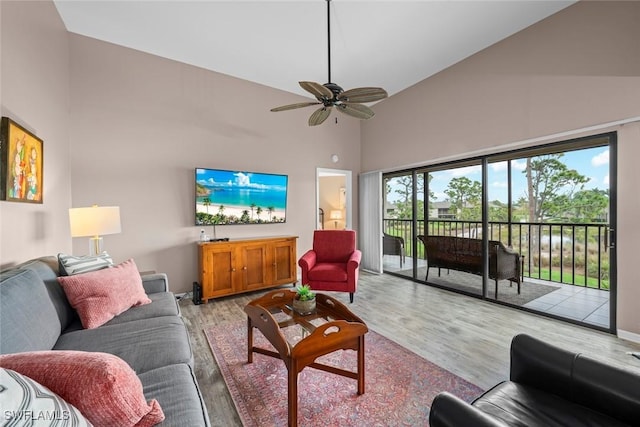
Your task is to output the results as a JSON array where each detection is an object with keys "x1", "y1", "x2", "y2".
[{"x1": 195, "y1": 168, "x2": 288, "y2": 225}]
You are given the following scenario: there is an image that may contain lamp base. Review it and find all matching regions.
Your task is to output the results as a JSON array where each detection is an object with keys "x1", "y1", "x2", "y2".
[{"x1": 89, "y1": 236, "x2": 104, "y2": 256}]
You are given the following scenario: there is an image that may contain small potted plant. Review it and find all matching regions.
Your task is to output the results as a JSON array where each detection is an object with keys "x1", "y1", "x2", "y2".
[{"x1": 292, "y1": 284, "x2": 316, "y2": 315}]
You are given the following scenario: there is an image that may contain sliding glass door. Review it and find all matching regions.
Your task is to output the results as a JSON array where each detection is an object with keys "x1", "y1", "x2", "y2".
[{"x1": 383, "y1": 133, "x2": 616, "y2": 333}]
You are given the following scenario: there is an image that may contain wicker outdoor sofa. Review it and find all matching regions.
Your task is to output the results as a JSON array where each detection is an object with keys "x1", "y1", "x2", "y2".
[{"x1": 417, "y1": 235, "x2": 523, "y2": 299}]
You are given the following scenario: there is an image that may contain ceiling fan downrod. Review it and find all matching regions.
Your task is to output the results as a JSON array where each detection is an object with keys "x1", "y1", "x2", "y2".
[{"x1": 327, "y1": 0, "x2": 332, "y2": 85}]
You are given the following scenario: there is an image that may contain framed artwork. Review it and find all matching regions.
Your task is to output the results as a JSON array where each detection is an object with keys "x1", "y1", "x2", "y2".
[{"x1": 0, "y1": 117, "x2": 43, "y2": 203}]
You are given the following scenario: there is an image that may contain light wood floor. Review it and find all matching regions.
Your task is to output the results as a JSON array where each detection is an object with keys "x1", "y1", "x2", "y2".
[{"x1": 179, "y1": 271, "x2": 640, "y2": 427}]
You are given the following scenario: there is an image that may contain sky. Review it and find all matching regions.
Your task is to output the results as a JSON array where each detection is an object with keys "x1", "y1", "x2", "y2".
[
  {"x1": 196, "y1": 168, "x2": 288, "y2": 190},
  {"x1": 388, "y1": 146, "x2": 610, "y2": 203}
]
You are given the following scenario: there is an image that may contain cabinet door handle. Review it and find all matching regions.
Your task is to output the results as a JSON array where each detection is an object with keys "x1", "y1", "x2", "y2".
[
  {"x1": 232, "y1": 268, "x2": 236, "y2": 272},
  {"x1": 243, "y1": 266, "x2": 247, "y2": 270}
]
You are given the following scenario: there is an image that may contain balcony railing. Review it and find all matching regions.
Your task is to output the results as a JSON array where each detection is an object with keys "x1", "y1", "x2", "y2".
[{"x1": 384, "y1": 218, "x2": 610, "y2": 290}]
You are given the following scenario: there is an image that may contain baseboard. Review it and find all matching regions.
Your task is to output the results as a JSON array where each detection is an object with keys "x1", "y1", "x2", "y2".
[
  {"x1": 617, "y1": 329, "x2": 640, "y2": 344},
  {"x1": 175, "y1": 292, "x2": 189, "y2": 300}
]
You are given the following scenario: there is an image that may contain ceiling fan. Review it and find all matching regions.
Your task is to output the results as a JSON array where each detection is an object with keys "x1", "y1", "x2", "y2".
[{"x1": 270, "y1": 0, "x2": 388, "y2": 126}]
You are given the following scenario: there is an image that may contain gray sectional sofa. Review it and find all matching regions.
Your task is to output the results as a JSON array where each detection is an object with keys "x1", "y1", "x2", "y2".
[{"x1": 0, "y1": 256, "x2": 211, "y2": 426}]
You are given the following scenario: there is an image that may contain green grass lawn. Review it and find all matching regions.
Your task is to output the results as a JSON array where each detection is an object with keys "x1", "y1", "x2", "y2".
[{"x1": 529, "y1": 268, "x2": 609, "y2": 290}]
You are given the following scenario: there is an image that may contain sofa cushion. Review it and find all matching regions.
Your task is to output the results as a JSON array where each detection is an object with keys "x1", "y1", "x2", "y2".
[
  {"x1": 473, "y1": 381, "x2": 629, "y2": 427},
  {"x1": 0, "y1": 367, "x2": 91, "y2": 426},
  {"x1": 139, "y1": 364, "x2": 210, "y2": 427},
  {"x1": 54, "y1": 316, "x2": 193, "y2": 374},
  {"x1": 58, "y1": 259, "x2": 151, "y2": 329},
  {"x1": 0, "y1": 269, "x2": 61, "y2": 354},
  {"x1": 17, "y1": 257, "x2": 79, "y2": 332},
  {"x1": 58, "y1": 251, "x2": 113, "y2": 276},
  {"x1": 307, "y1": 262, "x2": 348, "y2": 282},
  {"x1": 103, "y1": 292, "x2": 180, "y2": 326},
  {"x1": 0, "y1": 350, "x2": 165, "y2": 427}
]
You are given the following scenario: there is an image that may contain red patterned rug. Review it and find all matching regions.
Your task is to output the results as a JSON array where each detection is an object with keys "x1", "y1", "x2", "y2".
[{"x1": 204, "y1": 322, "x2": 483, "y2": 426}]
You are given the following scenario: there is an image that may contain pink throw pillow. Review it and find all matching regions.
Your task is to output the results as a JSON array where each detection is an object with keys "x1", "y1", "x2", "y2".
[
  {"x1": 58, "y1": 258, "x2": 152, "y2": 329},
  {"x1": 0, "y1": 350, "x2": 165, "y2": 427}
]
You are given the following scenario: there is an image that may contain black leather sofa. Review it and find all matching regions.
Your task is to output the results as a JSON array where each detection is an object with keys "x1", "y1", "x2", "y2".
[{"x1": 429, "y1": 334, "x2": 640, "y2": 427}]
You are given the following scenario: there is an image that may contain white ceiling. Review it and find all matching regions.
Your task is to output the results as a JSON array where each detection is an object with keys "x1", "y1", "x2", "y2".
[{"x1": 53, "y1": 0, "x2": 576, "y2": 99}]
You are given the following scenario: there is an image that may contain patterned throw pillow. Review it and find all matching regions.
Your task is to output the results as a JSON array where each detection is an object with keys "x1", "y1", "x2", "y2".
[
  {"x1": 57, "y1": 259, "x2": 151, "y2": 329},
  {"x1": 58, "y1": 252, "x2": 113, "y2": 276},
  {"x1": 0, "y1": 351, "x2": 164, "y2": 427},
  {"x1": 0, "y1": 367, "x2": 92, "y2": 426}
]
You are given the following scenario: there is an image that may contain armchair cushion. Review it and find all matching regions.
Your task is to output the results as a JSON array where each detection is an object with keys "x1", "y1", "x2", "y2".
[
  {"x1": 313, "y1": 230, "x2": 357, "y2": 262},
  {"x1": 307, "y1": 263, "x2": 348, "y2": 282}
]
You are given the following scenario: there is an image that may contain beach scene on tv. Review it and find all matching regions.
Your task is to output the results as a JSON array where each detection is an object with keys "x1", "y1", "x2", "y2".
[{"x1": 196, "y1": 168, "x2": 288, "y2": 225}]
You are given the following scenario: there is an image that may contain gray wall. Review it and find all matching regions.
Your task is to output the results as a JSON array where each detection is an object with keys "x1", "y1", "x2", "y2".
[
  {"x1": 0, "y1": 1, "x2": 72, "y2": 266},
  {"x1": 67, "y1": 34, "x2": 361, "y2": 293}
]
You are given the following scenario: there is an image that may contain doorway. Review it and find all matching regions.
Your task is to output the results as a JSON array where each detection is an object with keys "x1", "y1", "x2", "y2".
[{"x1": 316, "y1": 168, "x2": 352, "y2": 230}]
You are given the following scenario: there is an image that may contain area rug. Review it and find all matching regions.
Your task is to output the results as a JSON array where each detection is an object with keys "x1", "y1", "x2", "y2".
[
  {"x1": 204, "y1": 321, "x2": 483, "y2": 426},
  {"x1": 397, "y1": 268, "x2": 560, "y2": 306}
]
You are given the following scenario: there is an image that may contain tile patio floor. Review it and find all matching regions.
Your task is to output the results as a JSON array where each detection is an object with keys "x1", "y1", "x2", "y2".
[{"x1": 383, "y1": 255, "x2": 610, "y2": 329}]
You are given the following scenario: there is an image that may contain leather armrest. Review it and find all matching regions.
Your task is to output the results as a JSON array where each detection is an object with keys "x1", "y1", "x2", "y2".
[{"x1": 429, "y1": 392, "x2": 509, "y2": 427}]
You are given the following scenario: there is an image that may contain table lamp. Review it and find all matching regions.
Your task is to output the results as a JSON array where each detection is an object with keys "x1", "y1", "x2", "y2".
[
  {"x1": 330, "y1": 210, "x2": 343, "y2": 229},
  {"x1": 69, "y1": 205, "x2": 121, "y2": 256}
]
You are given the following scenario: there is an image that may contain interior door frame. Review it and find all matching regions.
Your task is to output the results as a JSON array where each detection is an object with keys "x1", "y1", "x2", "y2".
[{"x1": 316, "y1": 168, "x2": 353, "y2": 230}]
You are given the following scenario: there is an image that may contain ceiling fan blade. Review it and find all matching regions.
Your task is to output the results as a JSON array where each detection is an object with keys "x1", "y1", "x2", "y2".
[
  {"x1": 270, "y1": 101, "x2": 320, "y2": 112},
  {"x1": 336, "y1": 103, "x2": 375, "y2": 120},
  {"x1": 308, "y1": 107, "x2": 332, "y2": 126},
  {"x1": 338, "y1": 87, "x2": 388, "y2": 103},
  {"x1": 300, "y1": 81, "x2": 333, "y2": 100}
]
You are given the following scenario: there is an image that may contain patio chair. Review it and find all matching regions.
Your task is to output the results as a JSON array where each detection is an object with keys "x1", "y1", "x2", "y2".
[{"x1": 383, "y1": 233, "x2": 405, "y2": 268}]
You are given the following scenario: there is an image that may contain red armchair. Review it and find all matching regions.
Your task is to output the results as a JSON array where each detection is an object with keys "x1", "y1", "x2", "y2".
[{"x1": 298, "y1": 230, "x2": 362, "y2": 303}]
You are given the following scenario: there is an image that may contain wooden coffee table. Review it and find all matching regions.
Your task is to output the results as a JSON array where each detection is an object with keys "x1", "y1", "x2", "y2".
[{"x1": 244, "y1": 289, "x2": 368, "y2": 427}]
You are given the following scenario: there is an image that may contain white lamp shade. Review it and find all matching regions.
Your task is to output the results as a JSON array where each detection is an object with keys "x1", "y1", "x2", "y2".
[
  {"x1": 330, "y1": 210, "x2": 343, "y2": 220},
  {"x1": 69, "y1": 206, "x2": 121, "y2": 237}
]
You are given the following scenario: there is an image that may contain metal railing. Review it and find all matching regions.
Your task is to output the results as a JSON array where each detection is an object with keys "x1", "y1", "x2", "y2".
[{"x1": 383, "y1": 218, "x2": 610, "y2": 290}]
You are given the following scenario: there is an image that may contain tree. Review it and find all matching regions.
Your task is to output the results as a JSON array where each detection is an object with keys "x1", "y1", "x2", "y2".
[
  {"x1": 444, "y1": 177, "x2": 481, "y2": 219},
  {"x1": 203, "y1": 197, "x2": 211, "y2": 214},
  {"x1": 489, "y1": 200, "x2": 509, "y2": 222},
  {"x1": 524, "y1": 154, "x2": 589, "y2": 222},
  {"x1": 567, "y1": 189, "x2": 609, "y2": 222},
  {"x1": 267, "y1": 206, "x2": 275, "y2": 221},
  {"x1": 387, "y1": 173, "x2": 432, "y2": 219},
  {"x1": 250, "y1": 203, "x2": 256, "y2": 220},
  {"x1": 256, "y1": 206, "x2": 263, "y2": 221}
]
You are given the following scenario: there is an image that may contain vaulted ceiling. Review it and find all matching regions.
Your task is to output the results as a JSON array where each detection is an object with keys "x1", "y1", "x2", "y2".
[{"x1": 53, "y1": 1, "x2": 576, "y2": 99}]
